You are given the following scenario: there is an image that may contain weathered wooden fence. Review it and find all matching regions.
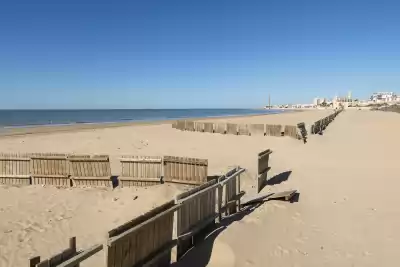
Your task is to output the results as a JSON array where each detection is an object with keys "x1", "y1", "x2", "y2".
[
  {"x1": 172, "y1": 120, "x2": 307, "y2": 141},
  {"x1": 0, "y1": 153, "x2": 31, "y2": 185},
  {"x1": 257, "y1": 149, "x2": 272, "y2": 193},
  {"x1": 30, "y1": 237, "x2": 102, "y2": 267},
  {"x1": 105, "y1": 200, "x2": 177, "y2": 267},
  {"x1": 28, "y1": 166, "x2": 248, "y2": 266},
  {"x1": 218, "y1": 167, "x2": 245, "y2": 216},
  {"x1": 119, "y1": 156, "x2": 162, "y2": 187},
  {"x1": 297, "y1": 122, "x2": 308, "y2": 143},
  {"x1": 163, "y1": 156, "x2": 208, "y2": 185},
  {"x1": 30, "y1": 153, "x2": 70, "y2": 186},
  {"x1": 204, "y1": 122, "x2": 214, "y2": 133},
  {"x1": 214, "y1": 123, "x2": 226, "y2": 134},
  {"x1": 69, "y1": 155, "x2": 112, "y2": 187},
  {"x1": 226, "y1": 123, "x2": 238, "y2": 135},
  {"x1": 175, "y1": 179, "x2": 218, "y2": 260},
  {"x1": 249, "y1": 124, "x2": 265, "y2": 136},
  {"x1": 194, "y1": 122, "x2": 204, "y2": 132},
  {"x1": 185, "y1": 121, "x2": 195, "y2": 131},
  {"x1": 238, "y1": 124, "x2": 249, "y2": 135},
  {"x1": 311, "y1": 109, "x2": 342, "y2": 135},
  {"x1": 176, "y1": 120, "x2": 186, "y2": 130},
  {"x1": 175, "y1": 167, "x2": 244, "y2": 260}
]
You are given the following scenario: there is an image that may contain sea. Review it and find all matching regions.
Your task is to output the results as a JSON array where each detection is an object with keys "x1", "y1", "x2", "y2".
[{"x1": 0, "y1": 109, "x2": 284, "y2": 129}]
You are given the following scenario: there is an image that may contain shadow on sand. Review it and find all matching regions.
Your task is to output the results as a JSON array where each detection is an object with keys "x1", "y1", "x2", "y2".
[
  {"x1": 267, "y1": 170, "x2": 292, "y2": 186},
  {"x1": 171, "y1": 170, "x2": 297, "y2": 267},
  {"x1": 171, "y1": 203, "x2": 262, "y2": 267}
]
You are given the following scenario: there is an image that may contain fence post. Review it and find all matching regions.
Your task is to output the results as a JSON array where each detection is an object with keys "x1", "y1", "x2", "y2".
[
  {"x1": 217, "y1": 183, "x2": 223, "y2": 223},
  {"x1": 29, "y1": 256, "x2": 40, "y2": 267},
  {"x1": 237, "y1": 173, "x2": 241, "y2": 212},
  {"x1": 69, "y1": 237, "x2": 78, "y2": 267}
]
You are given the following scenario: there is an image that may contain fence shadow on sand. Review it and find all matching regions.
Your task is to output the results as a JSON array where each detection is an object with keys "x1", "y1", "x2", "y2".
[{"x1": 171, "y1": 203, "x2": 262, "y2": 267}]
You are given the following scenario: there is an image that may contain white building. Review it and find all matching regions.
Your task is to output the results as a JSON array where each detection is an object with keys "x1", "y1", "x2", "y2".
[
  {"x1": 313, "y1": 98, "x2": 326, "y2": 106},
  {"x1": 370, "y1": 92, "x2": 397, "y2": 103}
]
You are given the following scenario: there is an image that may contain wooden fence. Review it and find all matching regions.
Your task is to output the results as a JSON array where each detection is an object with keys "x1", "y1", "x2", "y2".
[
  {"x1": 226, "y1": 123, "x2": 238, "y2": 135},
  {"x1": 171, "y1": 120, "x2": 308, "y2": 141},
  {"x1": 194, "y1": 122, "x2": 204, "y2": 132},
  {"x1": 69, "y1": 155, "x2": 112, "y2": 187},
  {"x1": 0, "y1": 153, "x2": 31, "y2": 185},
  {"x1": 163, "y1": 156, "x2": 208, "y2": 185},
  {"x1": 257, "y1": 149, "x2": 272, "y2": 193},
  {"x1": 176, "y1": 120, "x2": 186, "y2": 130},
  {"x1": 30, "y1": 154, "x2": 70, "y2": 187},
  {"x1": 283, "y1": 125, "x2": 298, "y2": 139},
  {"x1": 265, "y1": 124, "x2": 282, "y2": 136},
  {"x1": 297, "y1": 122, "x2": 308, "y2": 143},
  {"x1": 0, "y1": 153, "x2": 209, "y2": 188},
  {"x1": 105, "y1": 200, "x2": 177, "y2": 267},
  {"x1": 219, "y1": 167, "x2": 245, "y2": 216},
  {"x1": 238, "y1": 124, "x2": 249, "y2": 135},
  {"x1": 204, "y1": 122, "x2": 214, "y2": 133},
  {"x1": 119, "y1": 156, "x2": 162, "y2": 187},
  {"x1": 30, "y1": 237, "x2": 102, "y2": 267},
  {"x1": 214, "y1": 123, "x2": 226, "y2": 134},
  {"x1": 28, "y1": 166, "x2": 248, "y2": 266},
  {"x1": 175, "y1": 179, "x2": 218, "y2": 260},
  {"x1": 249, "y1": 124, "x2": 265, "y2": 136},
  {"x1": 185, "y1": 121, "x2": 195, "y2": 131},
  {"x1": 311, "y1": 109, "x2": 342, "y2": 135}
]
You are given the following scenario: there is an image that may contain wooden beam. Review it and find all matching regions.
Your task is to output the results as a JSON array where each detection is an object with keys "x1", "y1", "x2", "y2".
[
  {"x1": 241, "y1": 190, "x2": 297, "y2": 207},
  {"x1": 108, "y1": 204, "x2": 180, "y2": 245},
  {"x1": 57, "y1": 244, "x2": 103, "y2": 267}
]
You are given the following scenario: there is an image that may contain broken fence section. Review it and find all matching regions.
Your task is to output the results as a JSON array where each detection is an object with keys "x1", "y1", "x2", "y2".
[{"x1": 257, "y1": 149, "x2": 272, "y2": 193}]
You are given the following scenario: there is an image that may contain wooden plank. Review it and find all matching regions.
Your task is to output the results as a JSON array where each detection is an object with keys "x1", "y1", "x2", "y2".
[
  {"x1": 249, "y1": 124, "x2": 265, "y2": 136},
  {"x1": 258, "y1": 149, "x2": 272, "y2": 175},
  {"x1": 57, "y1": 244, "x2": 103, "y2": 267},
  {"x1": 241, "y1": 190, "x2": 297, "y2": 206},
  {"x1": 203, "y1": 122, "x2": 214, "y2": 133},
  {"x1": 176, "y1": 120, "x2": 185, "y2": 130},
  {"x1": 265, "y1": 124, "x2": 283, "y2": 136},
  {"x1": 185, "y1": 121, "x2": 195, "y2": 131},
  {"x1": 194, "y1": 122, "x2": 204, "y2": 132},
  {"x1": 214, "y1": 123, "x2": 226, "y2": 134},
  {"x1": 283, "y1": 125, "x2": 298, "y2": 139},
  {"x1": 238, "y1": 124, "x2": 249, "y2": 135},
  {"x1": 226, "y1": 123, "x2": 238, "y2": 135}
]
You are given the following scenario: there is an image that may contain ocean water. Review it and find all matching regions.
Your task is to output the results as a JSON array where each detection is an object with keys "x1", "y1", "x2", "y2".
[{"x1": 0, "y1": 109, "x2": 283, "y2": 128}]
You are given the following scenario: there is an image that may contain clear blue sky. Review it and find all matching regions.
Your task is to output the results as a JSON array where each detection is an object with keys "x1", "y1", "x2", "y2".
[{"x1": 1, "y1": 0, "x2": 399, "y2": 109}]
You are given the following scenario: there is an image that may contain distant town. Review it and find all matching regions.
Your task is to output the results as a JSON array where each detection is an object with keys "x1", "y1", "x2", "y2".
[{"x1": 265, "y1": 91, "x2": 400, "y2": 109}]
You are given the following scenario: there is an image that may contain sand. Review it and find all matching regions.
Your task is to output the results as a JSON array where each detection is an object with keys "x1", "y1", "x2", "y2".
[{"x1": 1, "y1": 109, "x2": 399, "y2": 267}]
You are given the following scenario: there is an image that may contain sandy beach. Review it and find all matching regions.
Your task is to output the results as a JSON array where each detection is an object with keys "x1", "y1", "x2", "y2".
[{"x1": 1, "y1": 109, "x2": 399, "y2": 267}]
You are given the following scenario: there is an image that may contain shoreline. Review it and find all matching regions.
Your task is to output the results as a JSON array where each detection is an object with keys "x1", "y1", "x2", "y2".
[{"x1": 0, "y1": 110, "x2": 298, "y2": 138}]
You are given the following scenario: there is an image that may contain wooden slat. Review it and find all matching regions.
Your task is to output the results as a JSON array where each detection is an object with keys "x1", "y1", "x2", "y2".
[
  {"x1": 226, "y1": 123, "x2": 238, "y2": 135},
  {"x1": 238, "y1": 124, "x2": 249, "y2": 135},
  {"x1": 106, "y1": 201, "x2": 176, "y2": 267},
  {"x1": 203, "y1": 122, "x2": 214, "y2": 133},
  {"x1": 214, "y1": 123, "x2": 226, "y2": 134}
]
